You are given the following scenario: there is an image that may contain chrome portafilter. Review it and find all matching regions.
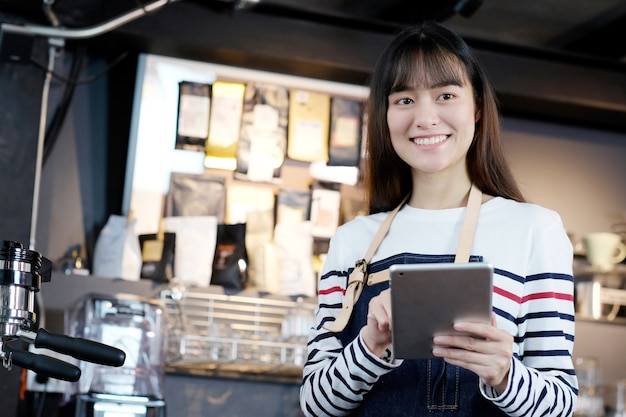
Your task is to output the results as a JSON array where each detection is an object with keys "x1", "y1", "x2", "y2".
[
  {"x1": 0, "y1": 240, "x2": 49, "y2": 339},
  {"x1": 0, "y1": 240, "x2": 126, "y2": 382}
]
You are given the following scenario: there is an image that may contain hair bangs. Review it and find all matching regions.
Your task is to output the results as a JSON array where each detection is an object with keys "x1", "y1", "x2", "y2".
[{"x1": 391, "y1": 44, "x2": 468, "y2": 92}]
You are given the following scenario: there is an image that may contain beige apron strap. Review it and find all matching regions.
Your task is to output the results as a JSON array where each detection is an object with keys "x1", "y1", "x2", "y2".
[
  {"x1": 325, "y1": 184, "x2": 483, "y2": 332},
  {"x1": 323, "y1": 195, "x2": 408, "y2": 332},
  {"x1": 454, "y1": 183, "x2": 482, "y2": 264},
  {"x1": 367, "y1": 184, "x2": 482, "y2": 285}
]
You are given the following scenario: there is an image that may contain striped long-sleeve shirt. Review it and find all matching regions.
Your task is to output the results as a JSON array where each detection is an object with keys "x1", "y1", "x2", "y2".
[{"x1": 300, "y1": 197, "x2": 578, "y2": 416}]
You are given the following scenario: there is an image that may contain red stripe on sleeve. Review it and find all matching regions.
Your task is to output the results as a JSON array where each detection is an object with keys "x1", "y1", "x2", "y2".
[
  {"x1": 523, "y1": 291, "x2": 574, "y2": 302},
  {"x1": 319, "y1": 286, "x2": 346, "y2": 296},
  {"x1": 494, "y1": 286, "x2": 574, "y2": 304},
  {"x1": 493, "y1": 286, "x2": 522, "y2": 304}
]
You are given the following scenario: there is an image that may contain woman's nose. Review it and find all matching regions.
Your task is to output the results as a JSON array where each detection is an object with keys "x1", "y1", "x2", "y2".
[{"x1": 414, "y1": 101, "x2": 439, "y2": 128}]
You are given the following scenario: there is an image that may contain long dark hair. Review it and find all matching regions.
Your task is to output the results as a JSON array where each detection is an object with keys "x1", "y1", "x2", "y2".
[{"x1": 364, "y1": 21, "x2": 525, "y2": 214}]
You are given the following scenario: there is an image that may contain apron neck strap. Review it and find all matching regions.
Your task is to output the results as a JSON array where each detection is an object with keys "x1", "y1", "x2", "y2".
[
  {"x1": 366, "y1": 184, "x2": 483, "y2": 265},
  {"x1": 454, "y1": 183, "x2": 482, "y2": 263}
]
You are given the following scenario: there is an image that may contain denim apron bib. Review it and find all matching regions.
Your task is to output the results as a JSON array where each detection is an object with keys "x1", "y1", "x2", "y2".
[{"x1": 331, "y1": 185, "x2": 507, "y2": 416}]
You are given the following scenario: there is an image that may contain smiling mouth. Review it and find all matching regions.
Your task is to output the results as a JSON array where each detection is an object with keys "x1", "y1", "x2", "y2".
[{"x1": 411, "y1": 135, "x2": 449, "y2": 145}]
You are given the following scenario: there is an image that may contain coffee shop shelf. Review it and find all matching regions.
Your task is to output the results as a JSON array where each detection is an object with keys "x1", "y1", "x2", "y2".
[
  {"x1": 41, "y1": 272, "x2": 316, "y2": 384},
  {"x1": 574, "y1": 260, "x2": 626, "y2": 326},
  {"x1": 159, "y1": 285, "x2": 316, "y2": 384}
]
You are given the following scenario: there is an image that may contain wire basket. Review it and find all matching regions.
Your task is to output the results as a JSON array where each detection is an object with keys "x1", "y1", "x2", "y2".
[{"x1": 158, "y1": 284, "x2": 316, "y2": 380}]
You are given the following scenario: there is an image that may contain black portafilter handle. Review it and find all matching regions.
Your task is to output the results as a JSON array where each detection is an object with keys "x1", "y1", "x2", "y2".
[
  {"x1": 35, "y1": 328, "x2": 126, "y2": 367},
  {"x1": 6, "y1": 347, "x2": 82, "y2": 382}
]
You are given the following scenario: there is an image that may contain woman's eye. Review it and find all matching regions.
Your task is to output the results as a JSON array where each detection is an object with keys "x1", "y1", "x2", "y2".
[
  {"x1": 397, "y1": 97, "x2": 413, "y2": 105},
  {"x1": 439, "y1": 93, "x2": 454, "y2": 101}
]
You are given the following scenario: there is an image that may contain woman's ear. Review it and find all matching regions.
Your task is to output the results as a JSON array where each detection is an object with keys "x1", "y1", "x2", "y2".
[{"x1": 475, "y1": 109, "x2": 482, "y2": 123}]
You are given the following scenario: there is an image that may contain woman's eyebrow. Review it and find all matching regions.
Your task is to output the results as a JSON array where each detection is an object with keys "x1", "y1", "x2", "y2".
[
  {"x1": 429, "y1": 78, "x2": 464, "y2": 88},
  {"x1": 389, "y1": 84, "x2": 412, "y2": 94},
  {"x1": 389, "y1": 78, "x2": 465, "y2": 93}
]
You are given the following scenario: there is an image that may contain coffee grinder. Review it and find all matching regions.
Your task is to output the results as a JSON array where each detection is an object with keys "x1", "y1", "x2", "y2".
[{"x1": 66, "y1": 293, "x2": 168, "y2": 417}]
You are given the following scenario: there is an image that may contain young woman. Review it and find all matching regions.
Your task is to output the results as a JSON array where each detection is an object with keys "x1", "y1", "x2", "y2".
[{"x1": 300, "y1": 22, "x2": 577, "y2": 416}]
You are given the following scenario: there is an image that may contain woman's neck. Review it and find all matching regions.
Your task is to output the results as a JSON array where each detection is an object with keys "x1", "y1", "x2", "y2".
[{"x1": 408, "y1": 180, "x2": 473, "y2": 210}]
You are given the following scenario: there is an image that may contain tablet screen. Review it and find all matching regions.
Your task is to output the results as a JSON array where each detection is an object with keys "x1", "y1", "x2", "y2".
[{"x1": 389, "y1": 262, "x2": 493, "y2": 359}]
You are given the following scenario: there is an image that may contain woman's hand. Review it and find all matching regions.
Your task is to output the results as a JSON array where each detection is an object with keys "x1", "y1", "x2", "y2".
[
  {"x1": 361, "y1": 289, "x2": 393, "y2": 357},
  {"x1": 432, "y1": 313, "x2": 513, "y2": 394}
]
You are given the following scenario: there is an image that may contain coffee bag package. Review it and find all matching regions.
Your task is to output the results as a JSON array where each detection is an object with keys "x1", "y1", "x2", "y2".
[
  {"x1": 139, "y1": 231, "x2": 176, "y2": 282},
  {"x1": 310, "y1": 181, "x2": 341, "y2": 239},
  {"x1": 328, "y1": 97, "x2": 363, "y2": 167},
  {"x1": 276, "y1": 188, "x2": 312, "y2": 225},
  {"x1": 163, "y1": 215, "x2": 218, "y2": 287},
  {"x1": 175, "y1": 81, "x2": 211, "y2": 152},
  {"x1": 165, "y1": 172, "x2": 226, "y2": 223},
  {"x1": 204, "y1": 81, "x2": 246, "y2": 171},
  {"x1": 287, "y1": 89, "x2": 330, "y2": 163},
  {"x1": 211, "y1": 222, "x2": 248, "y2": 290},
  {"x1": 235, "y1": 83, "x2": 288, "y2": 183}
]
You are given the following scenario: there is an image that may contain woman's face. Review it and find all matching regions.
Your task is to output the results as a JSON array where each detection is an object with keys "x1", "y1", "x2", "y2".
[{"x1": 386, "y1": 73, "x2": 477, "y2": 179}]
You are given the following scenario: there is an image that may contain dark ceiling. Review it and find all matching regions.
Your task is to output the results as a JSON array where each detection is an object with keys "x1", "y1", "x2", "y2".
[
  {"x1": 239, "y1": 0, "x2": 626, "y2": 63},
  {"x1": 2, "y1": 0, "x2": 626, "y2": 63},
  {"x1": 448, "y1": 0, "x2": 626, "y2": 63},
  {"x1": 2, "y1": 0, "x2": 626, "y2": 132}
]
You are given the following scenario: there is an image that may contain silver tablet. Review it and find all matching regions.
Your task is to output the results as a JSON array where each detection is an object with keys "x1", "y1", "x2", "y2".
[{"x1": 389, "y1": 262, "x2": 493, "y2": 359}]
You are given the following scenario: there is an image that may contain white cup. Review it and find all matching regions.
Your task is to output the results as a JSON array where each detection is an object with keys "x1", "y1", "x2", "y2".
[{"x1": 582, "y1": 232, "x2": 626, "y2": 273}]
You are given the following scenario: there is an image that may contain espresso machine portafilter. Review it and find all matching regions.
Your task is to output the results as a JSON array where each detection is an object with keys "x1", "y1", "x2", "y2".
[{"x1": 0, "y1": 240, "x2": 126, "y2": 382}]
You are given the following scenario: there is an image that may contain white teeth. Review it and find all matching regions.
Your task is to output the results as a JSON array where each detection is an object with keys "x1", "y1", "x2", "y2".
[{"x1": 412, "y1": 135, "x2": 448, "y2": 145}]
